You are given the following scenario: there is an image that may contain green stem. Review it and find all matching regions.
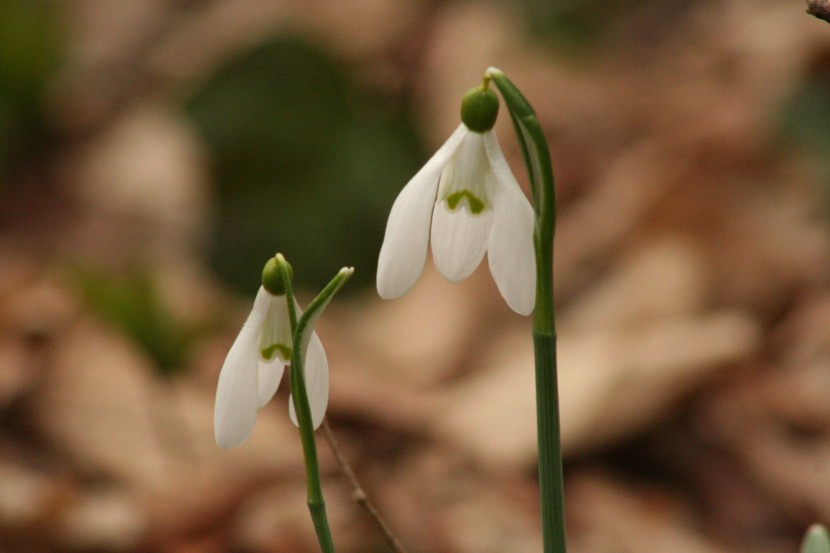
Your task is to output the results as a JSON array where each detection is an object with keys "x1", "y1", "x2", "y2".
[
  {"x1": 487, "y1": 68, "x2": 565, "y2": 553},
  {"x1": 277, "y1": 258, "x2": 335, "y2": 553}
]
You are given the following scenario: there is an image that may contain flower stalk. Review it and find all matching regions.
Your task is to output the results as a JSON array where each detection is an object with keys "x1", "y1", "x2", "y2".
[
  {"x1": 278, "y1": 258, "x2": 354, "y2": 553},
  {"x1": 486, "y1": 67, "x2": 565, "y2": 553}
]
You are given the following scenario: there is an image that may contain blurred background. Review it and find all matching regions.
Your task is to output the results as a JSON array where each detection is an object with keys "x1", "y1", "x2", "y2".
[{"x1": 2, "y1": 0, "x2": 830, "y2": 551}]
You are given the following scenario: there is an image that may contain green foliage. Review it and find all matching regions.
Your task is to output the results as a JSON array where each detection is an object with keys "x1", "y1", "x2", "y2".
[
  {"x1": 780, "y1": 76, "x2": 830, "y2": 153},
  {"x1": 507, "y1": 0, "x2": 647, "y2": 52},
  {"x1": 71, "y1": 267, "x2": 195, "y2": 378},
  {"x1": 0, "y1": 0, "x2": 61, "y2": 177},
  {"x1": 186, "y1": 37, "x2": 424, "y2": 295}
]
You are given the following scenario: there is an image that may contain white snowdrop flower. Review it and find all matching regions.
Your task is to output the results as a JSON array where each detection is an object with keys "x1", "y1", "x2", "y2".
[
  {"x1": 377, "y1": 85, "x2": 536, "y2": 315},
  {"x1": 214, "y1": 257, "x2": 328, "y2": 449}
]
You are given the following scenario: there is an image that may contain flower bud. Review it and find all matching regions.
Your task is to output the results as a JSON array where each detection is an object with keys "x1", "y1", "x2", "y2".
[
  {"x1": 460, "y1": 85, "x2": 499, "y2": 133},
  {"x1": 261, "y1": 255, "x2": 292, "y2": 295}
]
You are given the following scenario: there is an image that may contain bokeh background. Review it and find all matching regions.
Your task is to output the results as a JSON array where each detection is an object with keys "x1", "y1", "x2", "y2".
[{"x1": 2, "y1": 0, "x2": 830, "y2": 552}]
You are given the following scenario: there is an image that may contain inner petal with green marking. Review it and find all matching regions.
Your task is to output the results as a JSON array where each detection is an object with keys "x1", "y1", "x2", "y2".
[
  {"x1": 446, "y1": 190, "x2": 487, "y2": 214},
  {"x1": 261, "y1": 343, "x2": 292, "y2": 362},
  {"x1": 259, "y1": 294, "x2": 293, "y2": 363}
]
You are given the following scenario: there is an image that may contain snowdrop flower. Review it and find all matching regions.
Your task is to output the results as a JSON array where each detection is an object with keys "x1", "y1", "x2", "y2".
[
  {"x1": 376, "y1": 84, "x2": 536, "y2": 315},
  {"x1": 214, "y1": 255, "x2": 328, "y2": 449}
]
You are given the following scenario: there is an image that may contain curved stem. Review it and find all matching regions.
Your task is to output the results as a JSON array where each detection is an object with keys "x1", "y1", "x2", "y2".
[
  {"x1": 277, "y1": 258, "x2": 335, "y2": 553},
  {"x1": 486, "y1": 68, "x2": 565, "y2": 553}
]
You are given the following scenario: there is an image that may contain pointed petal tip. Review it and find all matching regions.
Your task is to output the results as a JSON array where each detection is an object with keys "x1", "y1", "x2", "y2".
[
  {"x1": 489, "y1": 241, "x2": 536, "y2": 316},
  {"x1": 489, "y1": 270, "x2": 535, "y2": 315},
  {"x1": 485, "y1": 144, "x2": 537, "y2": 316},
  {"x1": 257, "y1": 360, "x2": 285, "y2": 409},
  {"x1": 215, "y1": 431, "x2": 247, "y2": 450},
  {"x1": 214, "y1": 409, "x2": 255, "y2": 449},
  {"x1": 289, "y1": 397, "x2": 326, "y2": 429},
  {"x1": 214, "y1": 386, "x2": 257, "y2": 448},
  {"x1": 213, "y1": 295, "x2": 265, "y2": 451},
  {"x1": 510, "y1": 297, "x2": 535, "y2": 317},
  {"x1": 288, "y1": 332, "x2": 329, "y2": 429},
  {"x1": 376, "y1": 261, "x2": 419, "y2": 300},
  {"x1": 376, "y1": 278, "x2": 410, "y2": 300}
]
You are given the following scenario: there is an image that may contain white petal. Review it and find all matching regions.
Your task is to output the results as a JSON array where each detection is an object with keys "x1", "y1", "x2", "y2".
[
  {"x1": 214, "y1": 287, "x2": 271, "y2": 449},
  {"x1": 377, "y1": 124, "x2": 469, "y2": 299},
  {"x1": 484, "y1": 131, "x2": 536, "y2": 315},
  {"x1": 289, "y1": 331, "x2": 329, "y2": 429},
  {"x1": 257, "y1": 359, "x2": 285, "y2": 408},
  {"x1": 431, "y1": 200, "x2": 492, "y2": 282}
]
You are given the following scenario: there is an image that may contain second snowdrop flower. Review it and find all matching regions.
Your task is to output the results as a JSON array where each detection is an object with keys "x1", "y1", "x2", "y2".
[
  {"x1": 376, "y1": 84, "x2": 536, "y2": 315},
  {"x1": 214, "y1": 255, "x2": 328, "y2": 449}
]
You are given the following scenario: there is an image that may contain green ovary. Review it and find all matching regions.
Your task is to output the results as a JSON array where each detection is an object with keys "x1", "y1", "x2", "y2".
[
  {"x1": 261, "y1": 343, "x2": 292, "y2": 362},
  {"x1": 446, "y1": 190, "x2": 486, "y2": 214}
]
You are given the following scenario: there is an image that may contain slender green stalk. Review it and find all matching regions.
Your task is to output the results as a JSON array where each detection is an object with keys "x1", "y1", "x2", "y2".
[
  {"x1": 276, "y1": 258, "x2": 353, "y2": 553},
  {"x1": 486, "y1": 68, "x2": 565, "y2": 553}
]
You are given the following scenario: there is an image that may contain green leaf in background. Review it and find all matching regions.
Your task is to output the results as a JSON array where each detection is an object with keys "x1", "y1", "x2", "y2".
[
  {"x1": 185, "y1": 37, "x2": 425, "y2": 295},
  {"x1": 506, "y1": 0, "x2": 650, "y2": 52},
  {"x1": 72, "y1": 267, "x2": 195, "y2": 378},
  {"x1": 779, "y1": 76, "x2": 830, "y2": 153},
  {"x1": 0, "y1": 0, "x2": 61, "y2": 178}
]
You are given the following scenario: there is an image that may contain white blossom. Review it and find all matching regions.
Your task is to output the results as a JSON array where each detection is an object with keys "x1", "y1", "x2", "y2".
[
  {"x1": 214, "y1": 286, "x2": 328, "y2": 449},
  {"x1": 377, "y1": 124, "x2": 535, "y2": 315}
]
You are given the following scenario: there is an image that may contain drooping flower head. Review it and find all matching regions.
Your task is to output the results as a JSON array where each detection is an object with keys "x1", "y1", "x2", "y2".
[
  {"x1": 214, "y1": 254, "x2": 328, "y2": 449},
  {"x1": 376, "y1": 84, "x2": 536, "y2": 315}
]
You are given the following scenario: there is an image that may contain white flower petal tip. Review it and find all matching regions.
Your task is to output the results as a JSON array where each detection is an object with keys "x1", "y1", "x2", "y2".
[
  {"x1": 289, "y1": 331, "x2": 329, "y2": 429},
  {"x1": 213, "y1": 287, "x2": 275, "y2": 448},
  {"x1": 257, "y1": 360, "x2": 285, "y2": 409},
  {"x1": 214, "y1": 383, "x2": 257, "y2": 449},
  {"x1": 214, "y1": 306, "x2": 264, "y2": 449},
  {"x1": 483, "y1": 131, "x2": 536, "y2": 315},
  {"x1": 377, "y1": 124, "x2": 536, "y2": 314}
]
